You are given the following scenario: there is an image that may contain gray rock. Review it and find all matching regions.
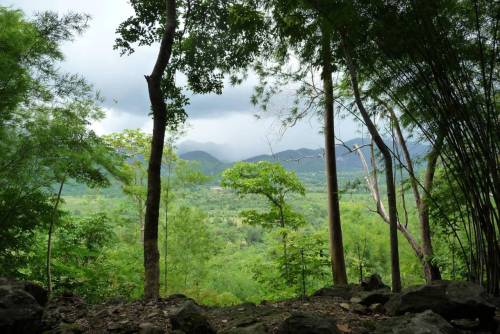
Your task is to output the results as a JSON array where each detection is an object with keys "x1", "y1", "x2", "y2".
[
  {"x1": 449, "y1": 318, "x2": 480, "y2": 331},
  {"x1": 385, "y1": 280, "x2": 496, "y2": 321},
  {"x1": 339, "y1": 302, "x2": 367, "y2": 314},
  {"x1": 42, "y1": 293, "x2": 87, "y2": 330},
  {"x1": 375, "y1": 310, "x2": 459, "y2": 334},
  {"x1": 139, "y1": 322, "x2": 165, "y2": 334},
  {"x1": 361, "y1": 274, "x2": 389, "y2": 291},
  {"x1": 0, "y1": 278, "x2": 48, "y2": 306},
  {"x1": 312, "y1": 285, "x2": 356, "y2": 300},
  {"x1": 349, "y1": 296, "x2": 362, "y2": 303},
  {"x1": 351, "y1": 303, "x2": 368, "y2": 314},
  {"x1": 230, "y1": 317, "x2": 259, "y2": 328},
  {"x1": 236, "y1": 302, "x2": 256, "y2": 311},
  {"x1": 369, "y1": 303, "x2": 385, "y2": 314},
  {"x1": 170, "y1": 300, "x2": 215, "y2": 334},
  {"x1": 277, "y1": 312, "x2": 340, "y2": 334},
  {"x1": 23, "y1": 282, "x2": 48, "y2": 306},
  {"x1": 106, "y1": 297, "x2": 127, "y2": 305},
  {"x1": 106, "y1": 321, "x2": 138, "y2": 332},
  {"x1": 488, "y1": 296, "x2": 500, "y2": 308},
  {"x1": 165, "y1": 293, "x2": 188, "y2": 300},
  {"x1": 222, "y1": 321, "x2": 268, "y2": 334},
  {"x1": 339, "y1": 302, "x2": 350, "y2": 311},
  {"x1": 358, "y1": 289, "x2": 392, "y2": 306},
  {"x1": 0, "y1": 281, "x2": 44, "y2": 334},
  {"x1": 46, "y1": 322, "x2": 84, "y2": 334}
]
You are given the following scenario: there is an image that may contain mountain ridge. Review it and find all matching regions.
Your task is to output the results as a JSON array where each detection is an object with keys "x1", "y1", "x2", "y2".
[{"x1": 178, "y1": 137, "x2": 430, "y2": 175}]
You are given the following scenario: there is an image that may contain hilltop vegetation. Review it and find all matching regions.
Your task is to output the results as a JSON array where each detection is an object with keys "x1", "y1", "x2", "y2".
[{"x1": 32, "y1": 144, "x2": 452, "y2": 305}]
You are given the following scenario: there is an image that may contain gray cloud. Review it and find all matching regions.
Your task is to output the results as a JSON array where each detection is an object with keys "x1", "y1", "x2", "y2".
[
  {"x1": 4, "y1": 0, "x2": 359, "y2": 156},
  {"x1": 4, "y1": 0, "x2": 278, "y2": 119},
  {"x1": 186, "y1": 83, "x2": 257, "y2": 118},
  {"x1": 5, "y1": 0, "x2": 155, "y2": 115}
]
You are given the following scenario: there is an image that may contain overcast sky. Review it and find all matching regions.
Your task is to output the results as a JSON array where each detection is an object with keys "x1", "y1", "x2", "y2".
[{"x1": 3, "y1": 0, "x2": 360, "y2": 159}]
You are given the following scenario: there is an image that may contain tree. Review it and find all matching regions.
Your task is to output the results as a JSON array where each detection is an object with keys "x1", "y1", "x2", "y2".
[
  {"x1": 105, "y1": 129, "x2": 151, "y2": 241},
  {"x1": 354, "y1": 136, "x2": 442, "y2": 283},
  {"x1": 341, "y1": 30, "x2": 402, "y2": 293},
  {"x1": 160, "y1": 142, "x2": 209, "y2": 293},
  {"x1": 42, "y1": 100, "x2": 127, "y2": 294},
  {"x1": 105, "y1": 128, "x2": 209, "y2": 294},
  {"x1": 358, "y1": 0, "x2": 499, "y2": 293},
  {"x1": 115, "y1": 0, "x2": 265, "y2": 299},
  {"x1": 29, "y1": 213, "x2": 116, "y2": 302},
  {"x1": 221, "y1": 161, "x2": 306, "y2": 279},
  {"x1": 309, "y1": 0, "x2": 498, "y2": 292},
  {"x1": 251, "y1": 0, "x2": 349, "y2": 285},
  {"x1": 138, "y1": 0, "x2": 176, "y2": 301},
  {"x1": 385, "y1": 104, "x2": 443, "y2": 282},
  {"x1": 0, "y1": 8, "x2": 89, "y2": 118},
  {"x1": 303, "y1": 0, "x2": 441, "y2": 283},
  {"x1": 164, "y1": 206, "x2": 217, "y2": 294},
  {"x1": 0, "y1": 8, "x2": 125, "y2": 288},
  {"x1": 321, "y1": 25, "x2": 348, "y2": 286},
  {"x1": 278, "y1": 230, "x2": 332, "y2": 296},
  {"x1": 299, "y1": 0, "x2": 402, "y2": 292}
]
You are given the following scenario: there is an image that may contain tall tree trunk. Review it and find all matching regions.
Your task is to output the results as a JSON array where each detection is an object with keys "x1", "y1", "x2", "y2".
[
  {"x1": 322, "y1": 26, "x2": 348, "y2": 286},
  {"x1": 385, "y1": 104, "x2": 442, "y2": 281},
  {"x1": 47, "y1": 176, "x2": 65, "y2": 296},
  {"x1": 163, "y1": 159, "x2": 172, "y2": 293},
  {"x1": 420, "y1": 135, "x2": 444, "y2": 281},
  {"x1": 278, "y1": 206, "x2": 289, "y2": 280},
  {"x1": 143, "y1": 0, "x2": 177, "y2": 300},
  {"x1": 342, "y1": 35, "x2": 402, "y2": 292},
  {"x1": 138, "y1": 198, "x2": 144, "y2": 242}
]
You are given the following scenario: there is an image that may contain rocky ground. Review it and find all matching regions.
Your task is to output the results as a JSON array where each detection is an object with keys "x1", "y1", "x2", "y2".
[{"x1": 1, "y1": 275, "x2": 499, "y2": 333}]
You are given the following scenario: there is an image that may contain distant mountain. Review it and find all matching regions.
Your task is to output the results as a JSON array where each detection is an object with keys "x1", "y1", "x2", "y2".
[
  {"x1": 180, "y1": 150, "x2": 221, "y2": 164},
  {"x1": 243, "y1": 138, "x2": 376, "y2": 172},
  {"x1": 179, "y1": 150, "x2": 229, "y2": 175},
  {"x1": 177, "y1": 141, "x2": 236, "y2": 162},
  {"x1": 178, "y1": 138, "x2": 430, "y2": 175},
  {"x1": 244, "y1": 148, "x2": 326, "y2": 173}
]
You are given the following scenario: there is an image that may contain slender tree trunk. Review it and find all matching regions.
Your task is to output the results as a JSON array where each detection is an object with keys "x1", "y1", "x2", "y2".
[
  {"x1": 342, "y1": 36, "x2": 401, "y2": 292},
  {"x1": 387, "y1": 105, "x2": 442, "y2": 281},
  {"x1": 163, "y1": 199, "x2": 168, "y2": 293},
  {"x1": 322, "y1": 26, "x2": 348, "y2": 286},
  {"x1": 357, "y1": 143, "x2": 424, "y2": 263},
  {"x1": 46, "y1": 176, "x2": 65, "y2": 296},
  {"x1": 138, "y1": 198, "x2": 144, "y2": 242},
  {"x1": 163, "y1": 160, "x2": 172, "y2": 293},
  {"x1": 420, "y1": 135, "x2": 444, "y2": 281},
  {"x1": 278, "y1": 206, "x2": 289, "y2": 280},
  {"x1": 282, "y1": 233, "x2": 289, "y2": 280},
  {"x1": 143, "y1": 0, "x2": 177, "y2": 300},
  {"x1": 144, "y1": 80, "x2": 166, "y2": 301}
]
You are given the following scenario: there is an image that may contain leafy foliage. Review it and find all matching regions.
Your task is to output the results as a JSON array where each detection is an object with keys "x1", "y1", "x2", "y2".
[
  {"x1": 221, "y1": 161, "x2": 307, "y2": 285},
  {"x1": 0, "y1": 7, "x2": 124, "y2": 278},
  {"x1": 221, "y1": 161, "x2": 306, "y2": 229},
  {"x1": 23, "y1": 214, "x2": 116, "y2": 302}
]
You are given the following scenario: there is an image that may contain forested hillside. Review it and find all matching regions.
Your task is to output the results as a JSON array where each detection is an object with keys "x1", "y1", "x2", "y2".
[{"x1": 0, "y1": 1, "x2": 498, "y2": 333}]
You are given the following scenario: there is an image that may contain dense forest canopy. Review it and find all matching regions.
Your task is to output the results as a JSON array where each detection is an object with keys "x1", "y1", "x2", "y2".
[{"x1": 0, "y1": 0, "x2": 498, "y2": 310}]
